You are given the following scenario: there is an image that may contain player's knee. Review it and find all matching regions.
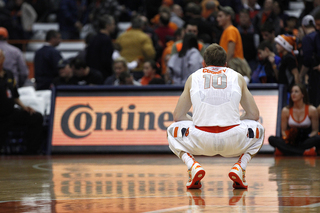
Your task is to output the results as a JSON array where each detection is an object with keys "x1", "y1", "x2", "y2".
[{"x1": 166, "y1": 122, "x2": 177, "y2": 137}]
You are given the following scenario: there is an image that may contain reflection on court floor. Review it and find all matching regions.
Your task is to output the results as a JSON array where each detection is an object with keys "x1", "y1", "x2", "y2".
[{"x1": 0, "y1": 155, "x2": 319, "y2": 212}]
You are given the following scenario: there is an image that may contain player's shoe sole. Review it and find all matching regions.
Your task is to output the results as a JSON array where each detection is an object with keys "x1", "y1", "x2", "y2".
[
  {"x1": 228, "y1": 163, "x2": 248, "y2": 189},
  {"x1": 186, "y1": 162, "x2": 205, "y2": 189}
]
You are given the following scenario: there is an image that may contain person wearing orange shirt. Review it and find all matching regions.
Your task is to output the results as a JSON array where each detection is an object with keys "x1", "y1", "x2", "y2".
[
  {"x1": 140, "y1": 60, "x2": 162, "y2": 85},
  {"x1": 217, "y1": 6, "x2": 251, "y2": 83}
]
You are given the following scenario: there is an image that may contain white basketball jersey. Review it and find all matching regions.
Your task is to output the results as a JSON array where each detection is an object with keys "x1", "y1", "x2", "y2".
[{"x1": 190, "y1": 66, "x2": 242, "y2": 127}]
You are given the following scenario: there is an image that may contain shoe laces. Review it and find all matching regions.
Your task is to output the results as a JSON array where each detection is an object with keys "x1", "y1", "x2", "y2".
[
  {"x1": 242, "y1": 170, "x2": 246, "y2": 183},
  {"x1": 188, "y1": 169, "x2": 192, "y2": 182}
]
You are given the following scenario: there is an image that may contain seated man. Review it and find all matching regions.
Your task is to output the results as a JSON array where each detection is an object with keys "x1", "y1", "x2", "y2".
[
  {"x1": 0, "y1": 49, "x2": 43, "y2": 154},
  {"x1": 52, "y1": 59, "x2": 77, "y2": 86},
  {"x1": 70, "y1": 57, "x2": 104, "y2": 85}
]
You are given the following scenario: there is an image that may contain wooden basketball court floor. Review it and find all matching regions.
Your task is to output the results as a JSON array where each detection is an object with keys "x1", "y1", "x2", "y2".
[{"x1": 0, "y1": 154, "x2": 320, "y2": 213}]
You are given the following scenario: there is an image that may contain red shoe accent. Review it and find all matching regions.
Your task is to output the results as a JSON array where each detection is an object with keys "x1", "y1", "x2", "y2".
[
  {"x1": 303, "y1": 147, "x2": 317, "y2": 156},
  {"x1": 186, "y1": 162, "x2": 205, "y2": 189},
  {"x1": 274, "y1": 148, "x2": 283, "y2": 156}
]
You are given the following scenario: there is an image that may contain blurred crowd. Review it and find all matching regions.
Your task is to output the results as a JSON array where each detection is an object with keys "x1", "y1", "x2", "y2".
[
  {"x1": 0, "y1": 0, "x2": 320, "y2": 155},
  {"x1": 0, "y1": 0, "x2": 319, "y2": 104}
]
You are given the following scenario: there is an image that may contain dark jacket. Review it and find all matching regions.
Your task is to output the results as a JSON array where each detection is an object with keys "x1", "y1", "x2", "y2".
[
  {"x1": 0, "y1": 69, "x2": 19, "y2": 116},
  {"x1": 86, "y1": 32, "x2": 114, "y2": 80},
  {"x1": 34, "y1": 45, "x2": 62, "y2": 90}
]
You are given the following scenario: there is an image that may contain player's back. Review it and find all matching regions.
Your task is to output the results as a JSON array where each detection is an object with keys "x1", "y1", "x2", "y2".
[{"x1": 190, "y1": 66, "x2": 241, "y2": 127}]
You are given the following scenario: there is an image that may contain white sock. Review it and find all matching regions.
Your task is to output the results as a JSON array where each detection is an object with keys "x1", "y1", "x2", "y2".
[
  {"x1": 181, "y1": 153, "x2": 195, "y2": 170},
  {"x1": 238, "y1": 153, "x2": 251, "y2": 170}
]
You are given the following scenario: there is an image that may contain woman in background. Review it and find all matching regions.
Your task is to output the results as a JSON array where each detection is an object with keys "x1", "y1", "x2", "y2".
[
  {"x1": 167, "y1": 34, "x2": 203, "y2": 85},
  {"x1": 269, "y1": 84, "x2": 320, "y2": 155}
]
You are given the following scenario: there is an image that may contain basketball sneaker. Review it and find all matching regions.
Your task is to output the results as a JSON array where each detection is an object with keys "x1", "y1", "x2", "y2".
[
  {"x1": 303, "y1": 147, "x2": 317, "y2": 156},
  {"x1": 186, "y1": 189, "x2": 205, "y2": 206},
  {"x1": 186, "y1": 161, "x2": 205, "y2": 189},
  {"x1": 228, "y1": 163, "x2": 248, "y2": 189}
]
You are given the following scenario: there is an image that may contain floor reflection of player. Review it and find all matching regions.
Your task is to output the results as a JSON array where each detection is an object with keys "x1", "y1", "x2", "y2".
[
  {"x1": 229, "y1": 189, "x2": 247, "y2": 206},
  {"x1": 187, "y1": 189, "x2": 205, "y2": 206}
]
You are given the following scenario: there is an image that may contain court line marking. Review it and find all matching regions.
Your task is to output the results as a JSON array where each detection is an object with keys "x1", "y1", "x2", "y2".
[
  {"x1": 1, "y1": 195, "x2": 320, "y2": 204},
  {"x1": 144, "y1": 204, "x2": 320, "y2": 213},
  {"x1": 301, "y1": 202, "x2": 320, "y2": 208},
  {"x1": 32, "y1": 163, "x2": 123, "y2": 172}
]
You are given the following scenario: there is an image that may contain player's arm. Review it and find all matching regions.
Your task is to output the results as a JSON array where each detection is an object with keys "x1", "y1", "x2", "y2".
[
  {"x1": 291, "y1": 67, "x2": 300, "y2": 84},
  {"x1": 238, "y1": 73, "x2": 259, "y2": 121},
  {"x1": 173, "y1": 75, "x2": 192, "y2": 122},
  {"x1": 309, "y1": 105, "x2": 319, "y2": 137},
  {"x1": 281, "y1": 107, "x2": 289, "y2": 138}
]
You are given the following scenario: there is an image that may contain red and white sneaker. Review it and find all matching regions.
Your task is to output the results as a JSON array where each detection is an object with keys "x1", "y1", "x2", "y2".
[
  {"x1": 186, "y1": 161, "x2": 205, "y2": 189},
  {"x1": 228, "y1": 163, "x2": 248, "y2": 189}
]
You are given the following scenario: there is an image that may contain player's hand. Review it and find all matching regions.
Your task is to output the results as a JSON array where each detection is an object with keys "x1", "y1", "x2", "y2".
[
  {"x1": 313, "y1": 65, "x2": 320, "y2": 72},
  {"x1": 24, "y1": 106, "x2": 36, "y2": 115}
]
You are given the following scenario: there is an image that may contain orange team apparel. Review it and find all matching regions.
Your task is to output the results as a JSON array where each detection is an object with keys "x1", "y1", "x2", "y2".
[
  {"x1": 161, "y1": 40, "x2": 174, "y2": 75},
  {"x1": 219, "y1": 25, "x2": 244, "y2": 59},
  {"x1": 140, "y1": 74, "x2": 162, "y2": 85}
]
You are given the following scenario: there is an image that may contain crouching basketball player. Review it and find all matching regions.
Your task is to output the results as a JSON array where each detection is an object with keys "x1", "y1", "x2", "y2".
[{"x1": 167, "y1": 43, "x2": 265, "y2": 189}]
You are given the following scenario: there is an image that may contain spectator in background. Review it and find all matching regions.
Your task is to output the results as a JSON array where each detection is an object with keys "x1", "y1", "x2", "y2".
[
  {"x1": 315, "y1": 11, "x2": 320, "y2": 31},
  {"x1": 171, "y1": 21, "x2": 206, "y2": 56},
  {"x1": 76, "y1": 32, "x2": 94, "y2": 62},
  {"x1": 26, "y1": 0, "x2": 51, "y2": 22},
  {"x1": 218, "y1": 0, "x2": 244, "y2": 15},
  {"x1": 268, "y1": 84, "x2": 320, "y2": 156},
  {"x1": 119, "y1": 72, "x2": 140, "y2": 86},
  {"x1": 52, "y1": 59, "x2": 76, "y2": 86},
  {"x1": 88, "y1": 0, "x2": 124, "y2": 39},
  {"x1": 0, "y1": 27, "x2": 28, "y2": 87},
  {"x1": 299, "y1": 15, "x2": 320, "y2": 108},
  {"x1": 253, "y1": 0, "x2": 281, "y2": 36},
  {"x1": 155, "y1": 12, "x2": 175, "y2": 48},
  {"x1": 139, "y1": 15, "x2": 162, "y2": 62},
  {"x1": 274, "y1": 34, "x2": 300, "y2": 91},
  {"x1": 12, "y1": 0, "x2": 37, "y2": 39},
  {"x1": 58, "y1": 0, "x2": 87, "y2": 39},
  {"x1": 86, "y1": 15, "x2": 115, "y2": 80},
  {"x1": 140, "y1": 60, "x2": 163, "y2": 85},
  {"x1": 237, "y1": 9, "x2": 259, "y2": 72},
  {"x1": 34, "y1": 30, "x2": 62, "y2": 90},
  {"x1": 151, "y1": 5, "x2": 178, "y2": 32},
  {"x1": 6, "y1": 0, "x2": 37, "y2": 39},
  {"x1": 260, "y1": 22, "x2": 278, "y2": 55},
  {"x1": 251, "y1": 40, "x2": 280, "y2": 83},
  {"x1": 272, "y1": 0, "x2": 287, "y2": 32},
  {"x1": 167, "y1": 34, "x2": 203, "y2": 85},
  {"x1": 116, "y1": 16, "x2": 156, "y2": 80},
  {"x1": 0, "y1": 49, "x2": 43, "y2": 155},
  {"x1": 0, "y1": 1, "x2": 14, "y2": 36},
  {"x1": 185, "y1": 3, "x2": 214, "y2": 43},
  {"x1": 170, "y1": 4, "x2": 184, "y2": 28},
  {"x1": 104, "y1": 57, "x2": 140, "y2": 86},
  {"x1": 203, "y1": 1, "x2": 222, "y2": 44},
  {"x1": 161, "y1": 28, "x2": 183, "y2": 76},
  {"x1": 201, "y1": 0, "x2": 219, "y2": 20},
  {"x1": 70, "y1": 57, "x2": 104, "y2": 85},
  {"x1": 310, "y1": 0, "x2": 320, "y2": 17},
  {"x1": 217, "y1": 6, "x2": 251, "y2": 84},
  {"x1": 283, "y1": 16, "x2": 298, "y2": 37},
  {"x1": 243, "y1": 0, "x2": 261, "y2": 20}
]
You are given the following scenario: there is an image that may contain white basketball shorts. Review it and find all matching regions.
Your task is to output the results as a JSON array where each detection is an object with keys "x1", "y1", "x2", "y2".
[{"x1": 167, "y1": 119, "x2": 265, "y2": 158}]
